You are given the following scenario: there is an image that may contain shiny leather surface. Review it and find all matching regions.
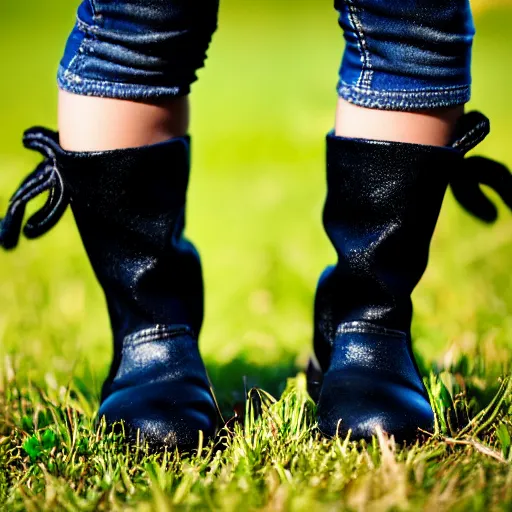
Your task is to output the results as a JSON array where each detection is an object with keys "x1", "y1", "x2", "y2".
[
  {"x1": 314, "y1": 112, "x2": 510, "y2": 442},
  {"x1": 99, "y1": 325, "x2": 217, "y2": 448},
  {"x1": 317, "y1": 322, "x2": 434, "y2": 441},
  {"x1": 314, "y1": 133, "x2": 459, "y2": 368},
  {"x1": 1, "y1": 129, "x2": 218, "y2": 449},
  {"x1": 2, "y1": 114, "x2": 510, "y2": 447},
  {"x1": 60, "y1": 135, "x2": 218, "y2": 448},
  {"x1": 57, "y1": 135, "x2": 205, "y2": 396}
]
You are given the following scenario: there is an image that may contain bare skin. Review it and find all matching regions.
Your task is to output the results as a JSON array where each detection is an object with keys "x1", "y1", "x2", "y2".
[
  {"x1": 58, "y1": 90, "x2": 189, "y2": 151},
  {"x1": 335, "y1": 98, "x2": 464, "y2": 147},
  {"x1": 58, "y1": 91, "x2": 462, "y2": 152}
]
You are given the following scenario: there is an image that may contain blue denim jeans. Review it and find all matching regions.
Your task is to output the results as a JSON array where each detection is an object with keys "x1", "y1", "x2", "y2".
[
  {"x1": 58, "y1": 0, "x2": 474, "y2": 110},
  {"x1": 58, "y1": 0, "x2": 219, "y2": 99},
  {"x1": 336, "y1": 0, "x2": 474, "y2": 110}
]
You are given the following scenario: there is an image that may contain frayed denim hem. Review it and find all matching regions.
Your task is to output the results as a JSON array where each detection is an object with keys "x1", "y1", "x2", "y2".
[
  {"x1": 337, "y1": 81, "x2": 471, "y2": 111},
  {"x1": 57, "y1": 66, "x2": 189, "y2": 100}
]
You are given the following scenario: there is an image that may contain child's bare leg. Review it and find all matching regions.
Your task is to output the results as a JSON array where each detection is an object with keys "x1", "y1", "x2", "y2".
[
  {"x1": 335, "y1": 100, "x2": 464, "y2": 146},
  {"x1": 59, "y1": 91, "x2": 189, "y2": 151},
  {"x1": 56, "y1": 1, "x2": 218, "y2": 152}
]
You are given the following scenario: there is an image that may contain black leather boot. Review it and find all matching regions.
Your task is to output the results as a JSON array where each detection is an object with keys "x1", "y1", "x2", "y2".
[
  {"x1": 311, "y1": 112, "x2": 512, "y2": 442},
  {"x1": 0, "y1": 128, "x2": 218, "y2": 449}
]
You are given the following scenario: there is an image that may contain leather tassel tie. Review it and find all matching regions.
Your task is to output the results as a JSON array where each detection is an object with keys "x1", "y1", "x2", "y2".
[
  {"x1": 1, "y1": 116, "x2": 512, "y2": 251},
  {"x1": 450, "y1": 111, "x2": 512, "y2": 223},
  {"x1": 0, "y1": 127, "x2": 68, "y2": 250},
  {"x1": 451, "y1": 156, "x2": 512, "y2": 223}
]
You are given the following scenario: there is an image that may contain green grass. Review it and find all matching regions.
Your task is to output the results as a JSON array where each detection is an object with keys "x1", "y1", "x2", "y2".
[{"x1": 1, "y1": 1, "x2": 512, "y2": 510}]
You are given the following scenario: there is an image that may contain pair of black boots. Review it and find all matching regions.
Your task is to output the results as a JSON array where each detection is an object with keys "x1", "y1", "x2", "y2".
[{"x1": 1, "y1": 112, "x2": 511, "y2": 448}]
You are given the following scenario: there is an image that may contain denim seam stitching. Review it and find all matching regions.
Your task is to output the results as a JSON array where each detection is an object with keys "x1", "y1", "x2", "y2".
[
  {"x1": 61, "y1": 14, "x2": 100, "y2": 86},
  {"x1": 345, "y1": 0, "x2": 372, "y2": 89},
  {"x1": 64, "y1": 45, "x2": 87, "y2": 85},
  {"x1": 76, "y1": 17, "x2": 100, "y2": 36},
  {"x1": 339, "y1": 80, "x2": 470, "y2": 96},
  {"x1": 57, "y1": 67, "x2": 184, "y2": 98},
  {"x1": 61, "y1": 19, "x2": 88, "y2": 85},
  {"x1": 87, "y1": 0, "x2": 100, "y2": 20},
  {"x1": 338, "y1": 84, "x2": 470, "y2": 109}
]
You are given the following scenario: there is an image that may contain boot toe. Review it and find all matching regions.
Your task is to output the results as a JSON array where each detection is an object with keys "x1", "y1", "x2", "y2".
[
  {"x1": 99, "y1": 382, "x2": 218, "y2": 450},
  {"x1": 317, "y1": 374, "x2": 434, "y2": 443}
]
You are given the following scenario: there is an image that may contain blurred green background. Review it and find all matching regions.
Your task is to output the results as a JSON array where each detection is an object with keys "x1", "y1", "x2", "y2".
[{"x1": 0, "y1": 0, "x2": 511, "y2": 408}]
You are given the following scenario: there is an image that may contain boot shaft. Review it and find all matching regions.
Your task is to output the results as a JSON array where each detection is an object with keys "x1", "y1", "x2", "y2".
[
  {"x1": 315, "y1": 112, "x2": 512, "y2": 368},
  {"x1": 0, "y1": 129, "x2": 205, "y2": 399},
  {"x1": 323, "y1": 135, "x2": 459, "y2": 329},
  {"x1": 57, "y1": 133, "x2": 204, "y2": 342}
]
